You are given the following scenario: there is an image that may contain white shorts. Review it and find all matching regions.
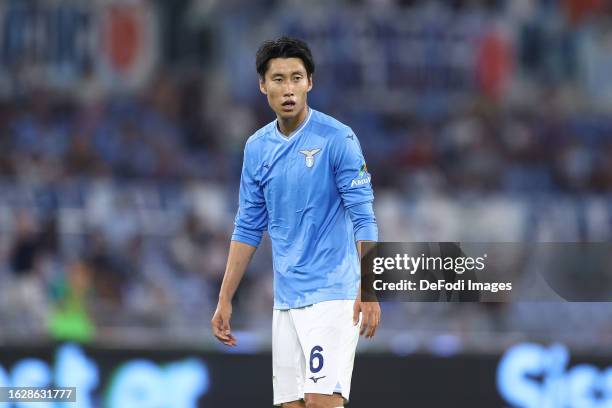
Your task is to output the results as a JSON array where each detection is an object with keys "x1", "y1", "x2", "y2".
[{"x1": 272, "y1": 299, "x2": 359, "y2": 406}]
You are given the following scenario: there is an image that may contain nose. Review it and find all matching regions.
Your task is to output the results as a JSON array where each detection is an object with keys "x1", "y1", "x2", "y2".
[{"x1": 283, "y1": 83, "x2": 294, "y2": 97}]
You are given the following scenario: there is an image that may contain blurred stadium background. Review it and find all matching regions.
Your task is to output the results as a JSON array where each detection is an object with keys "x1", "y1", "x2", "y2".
[{"x1": 0, "y1": 0, "x2": 612, "y2": 406}]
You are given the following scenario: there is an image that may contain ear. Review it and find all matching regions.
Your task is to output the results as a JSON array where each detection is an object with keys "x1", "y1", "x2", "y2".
[
  {"x1": 307, "y1": 75, "x2": 313, "y2": 92},
  {"x1": 259, "y1": 77, "x2": 267, "y2": 95}
]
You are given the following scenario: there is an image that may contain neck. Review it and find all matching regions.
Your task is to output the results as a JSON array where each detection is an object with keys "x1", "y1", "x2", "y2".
[{"x1": 278, "y1": 105, "x2": 309, "y2": 137}]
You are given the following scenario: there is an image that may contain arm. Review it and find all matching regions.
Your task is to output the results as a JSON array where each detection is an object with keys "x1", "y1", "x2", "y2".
[
  {"x1": 353, "y1": 240, "x2": 381, "y2": 339},
  {"x1": 211, "y1": 240, "x2": 257, "y2": 346},
  {"x1": 349, "y1": 206, "x2": 378, "y2": 336},
  {"x1": 212, "y1": 141, "x2": 267, "y2": 346},
  {"x1": 354, "y1": 239, "x2": 369, "y2": 301},
  {"x1": 331, "y1": 130, "x2": 380, "y2": 338}
]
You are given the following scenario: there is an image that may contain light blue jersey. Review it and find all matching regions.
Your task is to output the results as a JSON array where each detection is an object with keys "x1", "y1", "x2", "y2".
[{"x1": 231, "y1": 108, "x2": 378, "y2": 309}]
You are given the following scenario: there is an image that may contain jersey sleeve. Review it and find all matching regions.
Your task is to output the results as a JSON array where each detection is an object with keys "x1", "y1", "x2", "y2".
[
  {"x1": 331, "y1": 129, "x2": 378, "y2": 242},
  {"x1": 231, "y1": 142, "x2": 268, "y2": 247}
]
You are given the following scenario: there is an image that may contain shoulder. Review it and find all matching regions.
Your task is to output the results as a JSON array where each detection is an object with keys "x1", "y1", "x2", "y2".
[
  {"x1": 244, "y1": 120, "x2": 276, "y2": 153},
  {"x1": 310, "y1": 109, "x2": 353, "y2": 141},
  {"x1": 310, "y1": 110, "x2": 359, "y2": 157}
]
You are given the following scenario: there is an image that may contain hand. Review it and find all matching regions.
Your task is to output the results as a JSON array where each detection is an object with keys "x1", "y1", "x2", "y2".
[
  {"x1": 211, "y1": 300, "x2": 236, "y2": 346},
  {"x1": 353, "y1": 298, "x2": 380, "y2": 339}
]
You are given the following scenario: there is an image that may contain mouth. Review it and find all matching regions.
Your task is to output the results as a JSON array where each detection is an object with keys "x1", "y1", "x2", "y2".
[{"x1": 281, "y1": 100, "x2": 296, "y2": 112}]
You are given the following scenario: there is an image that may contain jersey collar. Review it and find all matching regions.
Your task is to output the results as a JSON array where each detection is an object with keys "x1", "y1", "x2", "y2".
[{"x1": 274, "y1": 107, "x2": 312, "y2": 142}]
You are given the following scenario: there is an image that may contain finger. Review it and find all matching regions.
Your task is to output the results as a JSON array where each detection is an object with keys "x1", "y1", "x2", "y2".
[
  {"x1": 359, "y1": 312, "x2": 370, "y2": 336},
  {"x1": 215, "y1": 330, "x2": 236, "y2": 346},
  {"x1": 221, "y1": 317, "x2": 237, "y2": 346},
  {"x1": 353, "y1": 302, "x2": 360, "y2": 326},
  {"x1": 212, "y1": 317, "x2": 231, "y2": 342},
  {"x1": 371, "y1": 319, "x2": 379, "y2": 338},
  {"x1": 225, "y1": 330, "x2": 237, "y2": 346},
  {"x1": 215, "y1": 333, "x2": 231, "y2": 344},
  {"x1": 213, "y1": 327, "x2": 230, "y2": 342},
  {"x1": 367, "y1": 308, "x2": 380, "y2": 338},
  {"x1": 222, "y1": 336, "x2": 236, "y2": 346},
  {"x1": 221, "y1": 318, "x2": 231, "y2": 334},
  {"x1": 367, "y1": 313, "x2": 378, "y2": 338},
  {"x1": 212, "y1": 321, "x2": 228, "y2": 341},
  {"x1": 365, "y1": 311, "x2": 375, "y2": 338},
  {"x1": 220, "y1": 316, "x2": 233, "y2": 339},
  {"x1": 369, "y1": 310, "x2": 381, "y2": 338}
]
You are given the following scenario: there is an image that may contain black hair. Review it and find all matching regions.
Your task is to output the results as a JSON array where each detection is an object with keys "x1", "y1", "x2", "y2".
[{"x1": 255, "y1": 36, "x2": 315, "y2": 78}]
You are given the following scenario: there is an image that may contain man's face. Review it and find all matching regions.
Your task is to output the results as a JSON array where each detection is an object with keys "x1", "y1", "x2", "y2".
[{"x1": 259, "y1": 57, "x2": 312, "y2": 121}]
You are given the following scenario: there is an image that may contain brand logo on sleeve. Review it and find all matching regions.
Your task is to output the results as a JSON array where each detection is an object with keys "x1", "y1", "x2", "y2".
[
  {"x1": 299, "y1": 148, "x2": 322, "y2": 168},
  {"x1": 351, "y1": 176, "x2": 371, "y2": 187},
  {"x1": 351, "y1": 161, "x2": 371, "y2": 187}
]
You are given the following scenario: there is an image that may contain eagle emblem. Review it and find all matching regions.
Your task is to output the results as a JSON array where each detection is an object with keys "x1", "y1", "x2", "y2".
[{"x1": 299, "y1": 148, "x2": 321, "y2": 168}]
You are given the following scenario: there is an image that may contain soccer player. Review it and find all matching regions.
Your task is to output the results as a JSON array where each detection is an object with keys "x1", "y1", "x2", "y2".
[{"x1": 211, "y1": 37, "x2": 380, "y2": 408}]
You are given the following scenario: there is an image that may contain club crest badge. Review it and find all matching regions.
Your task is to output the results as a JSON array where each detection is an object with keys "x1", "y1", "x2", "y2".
[{"x1": 299, "y1": 148, "x2": 321, "y2": 168}]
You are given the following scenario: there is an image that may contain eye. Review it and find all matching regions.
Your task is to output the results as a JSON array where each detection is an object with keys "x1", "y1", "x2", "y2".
[
  {"x1": 293, "y1": 76, "x2": 302, "y2": 81},
  {"x1": 273, "y1": 78, "x2": 282, "y2": 83}
]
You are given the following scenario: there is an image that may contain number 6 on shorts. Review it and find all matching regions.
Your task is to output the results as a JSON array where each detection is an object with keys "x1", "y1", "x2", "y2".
[{"x1": 309, "y1": 345, "x2": 324, "y2": 373}]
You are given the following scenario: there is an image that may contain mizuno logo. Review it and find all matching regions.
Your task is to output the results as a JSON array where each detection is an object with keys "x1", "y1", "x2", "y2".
[
  {"x1": 309, "y1": 375, "x2": 326, "y2": 383},
  {"x1": 346, "y1": 134, "x2": 354, "y2": 140},
  {"x1": 299, "y1": 148, "x2": 322, "y2": 168}
]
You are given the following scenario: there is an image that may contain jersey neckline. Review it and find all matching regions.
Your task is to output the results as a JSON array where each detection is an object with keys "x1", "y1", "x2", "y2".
[{"x1": 274, "y1": 107, "x2": 313, "y2": 142}]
